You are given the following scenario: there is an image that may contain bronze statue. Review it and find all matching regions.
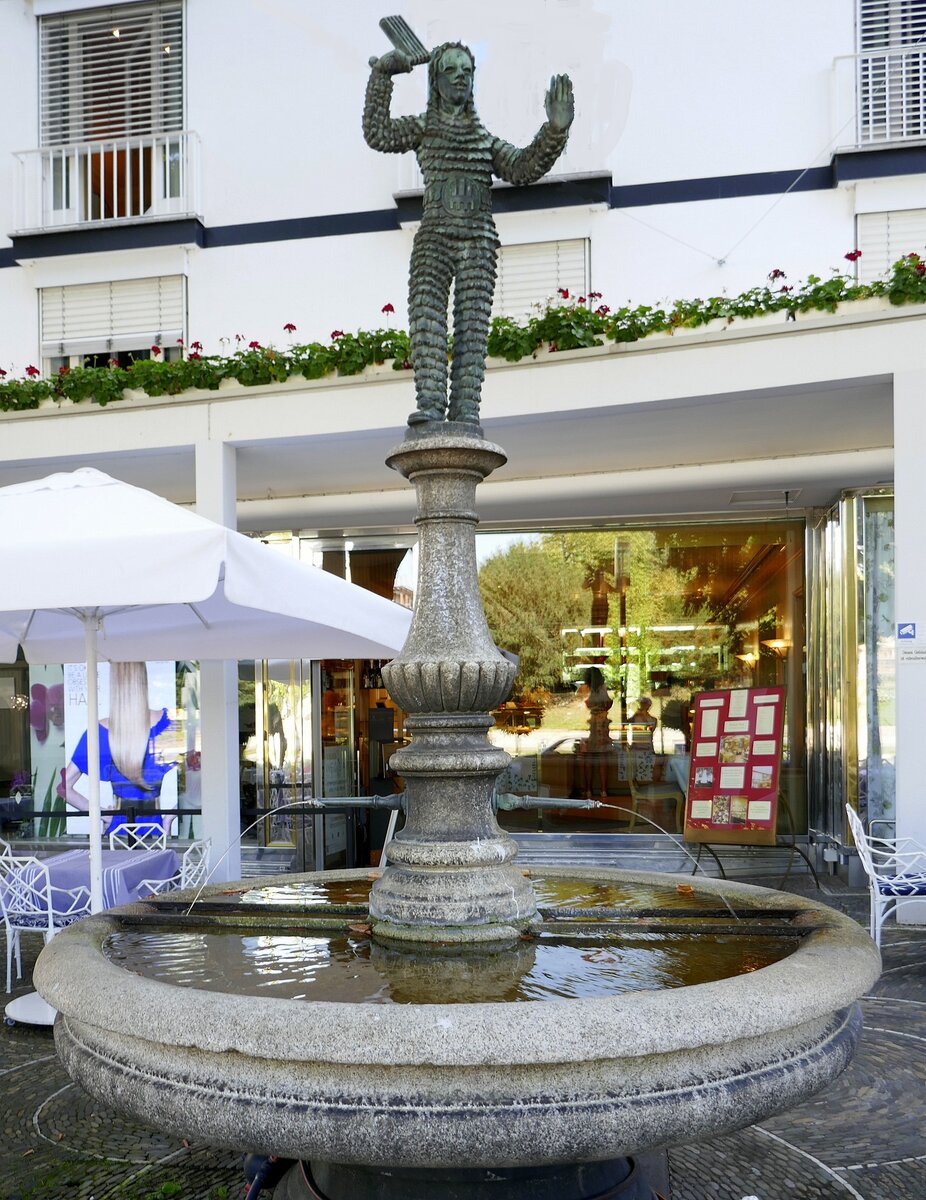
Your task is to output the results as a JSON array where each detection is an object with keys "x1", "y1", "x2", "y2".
[{"x1": 364, "y1": 17, "x2": 574, "y2": 426}]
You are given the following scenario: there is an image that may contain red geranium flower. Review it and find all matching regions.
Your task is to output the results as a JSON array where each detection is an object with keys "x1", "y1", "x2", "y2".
[
  {"x1": 190, "y1": 340, "x2": 203, "y2": 351},
  {"x1": 588, "y1": 291, "x2": 602, "y2": 300},
  {"x1": 25, "y1": 365, "x2": 40, "y2": 377},
  {"x1": 58, "y1": 365, "x2": 70, "y2": 376},
  {"x1": 381, "y1": 303, "x2": 395, "y2": 314},
  {"x1": 248, "y1": 340, "x2": 261, "y2": 349},
  {"x1": 916, "y1": 263, "x2": 926, "y2": 276},
  {"x1": 150, "y1": 345, "x2": 161, "y2": 356},
  {"x1": 188, "y1": 351, "x2": 202, "y2": 359},
  {"x1": 557, "y1": 288, "x2": 569, "y2": 300},
  {"x1": 109, "y1": 358, "x2": 119, "y2": 367},
  {"x1": 283, "y1": 322, "x2": 297, "y2": 333},
  {"x1": 780, "y1": 285, "x2": 793, "y2": 293},
  {"x1": 0, "y1": 368, "x2": 7, "y2": 378},
  {"x1": 331, "y1": 330, "x2": 345, "y2": 340},
  {"x1": 768, "y1": 268, "x2": 786, "y2": 281},
  {"x1": 176, "y1": 337, "x2": 184, "y2": 345},
  {"x1": 844, "y1": 249, "x2": 862, "y2": 262},
  {"x1": 596, "y1": 304, "x2": 610, "y2": 316}
]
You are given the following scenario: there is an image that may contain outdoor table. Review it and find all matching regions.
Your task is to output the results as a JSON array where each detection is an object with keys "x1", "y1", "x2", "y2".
[
  {"x1": 28, "y1": 846, "x2": 181, "y2": 910},
  {"x1": 3, "y1": 845, "x2": 180, "y2": 1028}
]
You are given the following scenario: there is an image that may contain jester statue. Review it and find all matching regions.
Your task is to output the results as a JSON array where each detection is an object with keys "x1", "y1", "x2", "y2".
[{"x1": 364, "y1": 16, "x2": 575, "y2": 426}]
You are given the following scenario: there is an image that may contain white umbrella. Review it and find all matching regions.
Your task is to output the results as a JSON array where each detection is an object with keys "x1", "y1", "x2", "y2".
[{"x1": 0, "y1": 468, "x2": 412, "y2": 911}]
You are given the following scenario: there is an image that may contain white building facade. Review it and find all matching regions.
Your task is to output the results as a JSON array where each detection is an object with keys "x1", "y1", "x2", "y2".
[{"x1": 0, "y1": 0, "x2": 924, "y2": 892}]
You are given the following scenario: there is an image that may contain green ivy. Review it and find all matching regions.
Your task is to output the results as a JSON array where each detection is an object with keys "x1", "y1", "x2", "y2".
[{"x1": 1, "y1": 253, "x2": 924, "y2": 414}]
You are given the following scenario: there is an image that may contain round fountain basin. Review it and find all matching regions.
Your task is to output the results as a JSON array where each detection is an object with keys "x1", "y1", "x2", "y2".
[{"x1": 35, "y1": 867, "x2": 880, "y2": 1171}]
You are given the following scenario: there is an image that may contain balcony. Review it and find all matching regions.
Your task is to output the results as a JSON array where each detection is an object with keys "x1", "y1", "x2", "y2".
[
  {"x1": 12, "y1": 130, "x2": 200, "y2": 235},
  {"x1": 834, "y1": 48, "x2": 926, "y2": 148}
]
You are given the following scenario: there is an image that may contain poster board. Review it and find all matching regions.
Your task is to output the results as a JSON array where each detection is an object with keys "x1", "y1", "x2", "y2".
[{"x1": 684, "y1": 687, "x2": 785, "y2": 846}]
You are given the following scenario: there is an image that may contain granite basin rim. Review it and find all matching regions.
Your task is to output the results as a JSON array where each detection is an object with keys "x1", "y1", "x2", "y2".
[{"x1": 35, "y1": 866, "x2": 880, "y2": 1070}]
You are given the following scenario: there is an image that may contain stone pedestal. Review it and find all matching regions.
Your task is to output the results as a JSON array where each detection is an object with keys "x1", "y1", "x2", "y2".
[{"x1": 371, "y1": 424, "x2": 537, "y2": 941}]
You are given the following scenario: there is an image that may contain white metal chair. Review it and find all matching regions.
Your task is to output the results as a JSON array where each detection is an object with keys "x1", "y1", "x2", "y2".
[
  {"x1": 0, "y1": 855, "x2": 91, "y2": 992},
  {"x1": 109, "y1": 822, "x2": 168, "y2": 851},
  {"x1": 139, "y1": 839, "x2": 211, "y2": 897},
  {"x1": 846, "y1": 804, "x2": 926, "y2": 947}
]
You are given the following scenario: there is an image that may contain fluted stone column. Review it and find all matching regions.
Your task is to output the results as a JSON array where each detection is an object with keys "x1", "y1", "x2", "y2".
[{"x1": 370, "y1": 423, "x2": 538, "y2": 941}]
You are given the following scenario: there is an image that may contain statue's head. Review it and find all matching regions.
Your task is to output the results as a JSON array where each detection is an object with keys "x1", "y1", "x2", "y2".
[{"x1": 429, "y1": 42, "x2": 475, "y2": 110}]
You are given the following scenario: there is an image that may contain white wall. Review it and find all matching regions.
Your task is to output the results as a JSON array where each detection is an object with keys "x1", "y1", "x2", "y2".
[{"x1": 0, "y1": 0, "x2": 900, "y2": 413}]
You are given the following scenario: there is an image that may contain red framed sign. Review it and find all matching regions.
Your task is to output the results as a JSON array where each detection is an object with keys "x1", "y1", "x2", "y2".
[{"x1": 684, "y1": 687, "x2": 785, "y2": 846}]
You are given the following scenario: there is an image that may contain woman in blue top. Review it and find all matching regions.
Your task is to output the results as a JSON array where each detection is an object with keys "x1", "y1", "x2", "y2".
[{"x1": 61, "y1": 662, "x2": 175, "y2": 818}]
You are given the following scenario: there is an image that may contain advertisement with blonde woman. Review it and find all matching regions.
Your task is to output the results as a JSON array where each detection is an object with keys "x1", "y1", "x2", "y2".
[{"x1": 59, "y1": 661, "x2": 178, "y2": 834}]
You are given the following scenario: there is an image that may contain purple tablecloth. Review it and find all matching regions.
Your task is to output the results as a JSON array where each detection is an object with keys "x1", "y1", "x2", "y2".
[{"x1": 31, "y1": 847, "x2": 180, "y2": 910}]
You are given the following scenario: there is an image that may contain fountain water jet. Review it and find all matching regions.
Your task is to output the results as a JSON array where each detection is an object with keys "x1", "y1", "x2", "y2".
[{"x1": 34, "y1": 18, "x2": 880, "y2": 1200}]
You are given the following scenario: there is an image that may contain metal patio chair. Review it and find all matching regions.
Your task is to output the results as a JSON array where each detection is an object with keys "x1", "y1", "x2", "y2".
[
  {"x1": 846, "y1": 803, "x2": 926, "y2": 947},
  {"x1": 0, "y1": 855, "x2": 91, "y2": 992},
  {"x1": 139, "y1": 838, "x2": 211, "y2": 897},
  {"x1": 109, "y1": 822, "x2": 168, "y2": 851}
]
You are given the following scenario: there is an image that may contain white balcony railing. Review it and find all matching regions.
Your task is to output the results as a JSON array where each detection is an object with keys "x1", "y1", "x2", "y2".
[
  {"x1": 12, "y1": 130, "x2": 200, "y2": 234},
  {"x1": 859, "y1": 47, "x2": 926, "y2": 143},
  {"x1": 835, "y1": 48, "x2": 926, "y2": 148}
]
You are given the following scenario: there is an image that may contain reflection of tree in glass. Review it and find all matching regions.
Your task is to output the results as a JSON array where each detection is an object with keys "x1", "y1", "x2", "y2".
[
  {"x1": 478, "y1": 540, "x2": 587, "y2": 697},
  {"x1": 478, "y1": 530, "x2": 727, "y2": 704}
]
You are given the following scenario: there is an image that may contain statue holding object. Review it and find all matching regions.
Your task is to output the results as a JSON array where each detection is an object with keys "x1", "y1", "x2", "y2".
[{"x1": 364, "y1": 16, "x2": 574, "y2": 427}]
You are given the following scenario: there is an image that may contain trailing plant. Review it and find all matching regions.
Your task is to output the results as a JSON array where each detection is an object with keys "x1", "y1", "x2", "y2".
[{"x1": 1, "y1": 250, "x2": 924, "y2": 414}]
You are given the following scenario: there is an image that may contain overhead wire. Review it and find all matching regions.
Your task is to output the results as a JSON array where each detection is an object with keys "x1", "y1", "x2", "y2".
[{"x1": 611, "y1": 31, "x2": 926, "y2": 270}]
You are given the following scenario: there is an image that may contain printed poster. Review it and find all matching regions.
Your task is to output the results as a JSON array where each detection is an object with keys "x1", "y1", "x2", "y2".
[{"x1": 684, "y1": 686, "x2": 785, "y2": 846}]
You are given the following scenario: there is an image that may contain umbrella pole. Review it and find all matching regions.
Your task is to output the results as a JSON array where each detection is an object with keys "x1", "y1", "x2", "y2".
[{"x1": 84, "y1": 617, "x2": 104, "y2": 914}]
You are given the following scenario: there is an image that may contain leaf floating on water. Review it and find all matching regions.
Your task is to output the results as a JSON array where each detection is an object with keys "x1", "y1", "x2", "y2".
[
  {"x1": 349, "y1": 923, "x2": 373, "y2": 937},
  {"x1": 582, "y1": 950, "x2": 619, "y2": 964}
]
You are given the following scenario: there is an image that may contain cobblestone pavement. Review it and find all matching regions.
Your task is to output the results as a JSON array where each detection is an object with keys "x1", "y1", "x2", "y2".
[{"x1": 1, "y1": 878, "x2": 923, "y2": 1199}]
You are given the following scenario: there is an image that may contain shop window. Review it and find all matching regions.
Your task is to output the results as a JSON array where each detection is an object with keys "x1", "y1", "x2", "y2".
[{"x1": 479, "y1": 523, "x2": 806, "y2": 836}]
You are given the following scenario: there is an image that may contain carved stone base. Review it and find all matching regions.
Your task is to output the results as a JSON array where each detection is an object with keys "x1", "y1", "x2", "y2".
[{"x1": 371, "y1": 425, "x2": 536, "y2": 939}]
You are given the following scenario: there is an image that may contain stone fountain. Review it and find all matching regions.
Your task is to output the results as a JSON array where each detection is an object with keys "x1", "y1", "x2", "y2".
[{"x1": 35, "y1": 18, "x2": 880, "y2": 1200}]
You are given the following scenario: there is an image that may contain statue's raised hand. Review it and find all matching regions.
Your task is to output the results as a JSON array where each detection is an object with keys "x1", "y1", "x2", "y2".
[
  {"x1": 368, "y1": 48, "x2": 413, "y2": 75},
  {"x1": 545, "y1": 74, "x2": 574, "y2": 132}
]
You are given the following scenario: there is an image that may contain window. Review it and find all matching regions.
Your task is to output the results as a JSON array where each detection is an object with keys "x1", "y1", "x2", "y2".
[
  {"x1": 856, "y1": 207, "x2": 926, "y2": 278},
  {"x1": 40, "y1": 275, "x2": 185, "y2": 370},
  {"x1": 858, "y1": 0, "x2": 926, "y2": 143},
  {"x1": 492, "y1": 238, "x2": 590, "y2": 321},
  {"x1": 39, "y1": 2, "x2": 185, "y2": 224}
]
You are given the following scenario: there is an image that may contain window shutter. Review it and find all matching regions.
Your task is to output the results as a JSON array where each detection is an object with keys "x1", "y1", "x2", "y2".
[
  {"x1": 41, "y1": 275, "x2": 185, "y2": 358},
  {"x1": 859, "y1": 0, "x2": 926, "y2": 51},
  {"x1": 856, "y1": 208, "x2": 926, "y2": 279},
  {"x1": 493, "y1": 239, "x2": 590, "y2": 321},
  {"x1": 40, "y1": 2, "x2": 183, "y2": 147}
]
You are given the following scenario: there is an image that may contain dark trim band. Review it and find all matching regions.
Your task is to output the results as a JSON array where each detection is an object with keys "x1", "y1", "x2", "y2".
[{"x1": 4, "y1": 143, "x2": 924, "y2": 266}]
